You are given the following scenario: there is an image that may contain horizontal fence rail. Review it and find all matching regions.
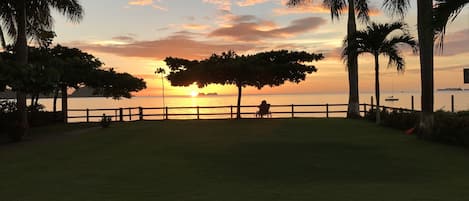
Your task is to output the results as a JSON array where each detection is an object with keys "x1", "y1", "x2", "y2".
[{"x1": 67, "y1": 103, "x2": 420, "y2": 123}]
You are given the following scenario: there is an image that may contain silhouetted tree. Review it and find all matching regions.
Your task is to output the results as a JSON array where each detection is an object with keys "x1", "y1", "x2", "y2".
[
  {"x1": 383, "y1": 0, "x2": 436, "y2": 137},
  {"x1": 0, "y1": 0, "x2": 83, "y2": 140},
  {"x1": 343, "y1": 22, "x2": 417, "y2": 124},
  {"x1": 88, "y1": 69, "x2": 147, "y2": 99},
  {"x1": 288, "y1": 0, "x2": 370, "y2": 118},
  {"x1": 166, "y1": 50, "x2": 324, "y2": 119}
]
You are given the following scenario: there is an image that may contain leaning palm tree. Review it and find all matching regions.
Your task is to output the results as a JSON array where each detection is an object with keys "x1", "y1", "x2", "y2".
[
  {"x1": 433, "y1": 0, "x2": 469, "y2": 49},
  {"x1": 343, "y1": 22, "x2": 417, "y2": 124},
  {"x1": 383, "y1": 0, "x2": 467, "y2": 137},
  {"x1": 0, "y1": 0, "x2": 83, "y2": 139},
  {"x1": 288, "y1": 0, "x2": 370, "y2": 118}
]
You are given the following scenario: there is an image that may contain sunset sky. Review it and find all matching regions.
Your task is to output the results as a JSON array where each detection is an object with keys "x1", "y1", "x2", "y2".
[{"x1": 51, "y1": 0, "x2": 469, "y2": 96}]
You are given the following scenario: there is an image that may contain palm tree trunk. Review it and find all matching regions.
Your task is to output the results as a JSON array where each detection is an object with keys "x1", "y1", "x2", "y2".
[
  {"x1": 14, "y1": 0, "x2": 29, "y2": 140},
  {"x1": 417, "y1": 0, "x2": 435, "y2": 138},
  {"x1": 374, "y1": 53, "x2": 380, "y2": 124},
  {"x1": 236, "y1": 84, "x2": 242, "y2": 119},
  {"x1": 61, "y1": 84, "x2": 68, "y2": 123},
  {"x1": 346, "y1": 0, "x2": 360, "y2": 118}
]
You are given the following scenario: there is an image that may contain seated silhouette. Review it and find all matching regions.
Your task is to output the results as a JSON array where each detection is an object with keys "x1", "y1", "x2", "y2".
[{"x1": 256, "y1": 100, "x2": 271, "y2": 118}]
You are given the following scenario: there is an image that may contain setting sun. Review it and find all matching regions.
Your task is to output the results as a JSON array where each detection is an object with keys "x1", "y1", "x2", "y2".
[{"x1": 190, "y1": 90, "x2": 198, "y2": 97}]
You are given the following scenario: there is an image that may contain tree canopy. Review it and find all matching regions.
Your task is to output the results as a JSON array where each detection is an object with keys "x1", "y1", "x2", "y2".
[{"x1": 165, "y1": 50, "x2": 324, "y2": 118}]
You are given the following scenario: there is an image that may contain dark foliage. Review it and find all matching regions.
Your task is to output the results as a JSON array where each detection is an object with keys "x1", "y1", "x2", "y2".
[
  {"x1": 365, "y1": 108, "x2": 469, "y2": 147},
  {"x1": 88, "y1": 69, "x2": 147, "y2": 99}
]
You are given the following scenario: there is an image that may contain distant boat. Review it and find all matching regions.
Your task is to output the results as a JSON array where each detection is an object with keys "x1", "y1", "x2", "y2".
[
  {"x1": 198, "y1": 92, "x2": 218, "y2": 96},
  {"x1": 385, "y1": 96, "x2": 399, "y2": 102},
  {"x1": 437, "y1": 88, "x2": 463, "y2": 91}
]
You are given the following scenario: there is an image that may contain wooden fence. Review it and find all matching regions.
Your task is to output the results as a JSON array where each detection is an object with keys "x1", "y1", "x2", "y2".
[{"x1": 68, "y1": 103, "x2": 420, "y2": 123}]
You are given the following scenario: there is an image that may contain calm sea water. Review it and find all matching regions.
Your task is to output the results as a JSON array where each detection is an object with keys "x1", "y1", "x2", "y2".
[{"x1": 30, "y1": 91, "x2": 469, "y2": 122}]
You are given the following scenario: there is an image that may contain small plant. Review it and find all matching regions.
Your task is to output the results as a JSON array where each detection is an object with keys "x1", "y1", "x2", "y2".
[{"x1": 100, "y1": 114, "x2": 112, "y2": 128}]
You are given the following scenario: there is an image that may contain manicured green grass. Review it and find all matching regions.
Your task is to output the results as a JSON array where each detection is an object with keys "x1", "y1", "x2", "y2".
[{"x1": 1, "y1": 119, "x2": 469, "y2": 201}]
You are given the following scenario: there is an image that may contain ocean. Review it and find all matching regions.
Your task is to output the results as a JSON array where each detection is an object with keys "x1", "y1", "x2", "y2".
[{"x1": 29, "y1": 91, "x2": 469, "y2": 122}]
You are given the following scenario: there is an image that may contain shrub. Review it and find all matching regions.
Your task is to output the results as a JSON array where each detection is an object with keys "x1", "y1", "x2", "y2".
[
  {"x1": 364, "y1": 108, "x2": 419, "y2": 130},
  {"x1": 365, "y1": 108, "x2": 469, "y2": 147}
]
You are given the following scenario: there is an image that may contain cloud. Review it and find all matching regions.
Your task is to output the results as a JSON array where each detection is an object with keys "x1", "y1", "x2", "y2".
[
  {"x1": 112, "y1": 36, "x2": 136, "y2": 42},
  {"x1": 128, "y1": 0, "x2": 167, "y2": 11},
  {"x1": 203, "y1": 0, "x2": 232, "y2": 11},
  {"x1": 128, "y1": 0, "x2": 153, "y2": 6},
  {"x1": 67, "y1": 34, "x2": 257, "y2": 60},
  {"x1": 236, "y1": 0, "x2": 270, "y2": 7},
  {"x1": 436, "y1": 29, "x2": 469, "y2": 56},
  {"x1": 182, "y1": 24, "x2": 211, "y2": 30},
  {"x1": 210, "y1": 16, "x2": 326, "y2": 42}
]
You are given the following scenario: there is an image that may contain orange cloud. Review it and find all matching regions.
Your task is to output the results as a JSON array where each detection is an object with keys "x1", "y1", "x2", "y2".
[
  {"x1": 67, "y1": 34, "x2": 256, "y2": 60},
  {"x1": 236, "y1": 0, "x2": 270, "y2": 7},
  {"x1": 210, "y1": 16, "x2": 326, "y2": 41},
  {"x1": 128, "y1": 0, "x2": 153, "y2": 6},
  {"x1": 182, "y1": 24, "x2": 211, "y2": 30}
]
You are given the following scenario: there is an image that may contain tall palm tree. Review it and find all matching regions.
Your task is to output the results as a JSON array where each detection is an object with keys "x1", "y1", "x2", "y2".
[
  {"x1": 343, "y1": 22, "x2": 417, "y2": 124},
  {"x1": 433, "y1": 0, "x2": 469, "y2": 49},
  {"x1": 288, "y1": 0, "x2": 370, "y2": 118},
  {"x1": 0, "y1": 0, "x2": 83, "y2": 139},
  {"x1": 383, "y1": 0, "x2": 467, "y2": 137},
  {"x1": 155, "y1": 67, "x2": 166, "y2": 111}
]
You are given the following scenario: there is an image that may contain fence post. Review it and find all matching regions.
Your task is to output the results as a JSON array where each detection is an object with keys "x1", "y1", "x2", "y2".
[
  {"x1": 129, "y1": 108, "x2": 132, "y2": 121},
  {"x1": 165, "y1": 107, "x2": 169, "y2": 120},
  {"x1": 326, "y1": 104, "x2": 329, "y2": 118},
  {"x1": 291, "y1": 104, "x2": 294, "y2": 118},
  {"x1": 230, "y1": 105, "x2": 233, "y2": 119},
  {"x1": 197, "y1": 106, "x2": 200, "y2": 120},
  {"x1": 139, "y1": 107, "x2": 143, "y2": 121},
  {"x1": 371, "y1": 96, "x2": 374, "y2": 111},
  {"x1": 119, "y1": 108, "x2": 123, "y2": 122},
  {"x1": 411, "y1": 96, "x2": 414, "y2": 112},
  {"x1": 451, "y1": 95, "x2": 455, "y2": 113},
  {"x1": 86, "y1": 109, "x2": 89, "y2": 123},
  {"x1": 364, "y1": 104, "x2": 367, "y2": 117}
]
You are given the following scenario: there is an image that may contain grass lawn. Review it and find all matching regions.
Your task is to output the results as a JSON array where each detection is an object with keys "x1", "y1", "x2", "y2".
[{"x1": 1, "y1": 119, "x2": 469, "y2": 201}]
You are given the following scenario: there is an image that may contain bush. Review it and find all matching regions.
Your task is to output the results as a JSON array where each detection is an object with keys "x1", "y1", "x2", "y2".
[
  {"x1": 364, "y1": 108, "x2": 419, "y2": 130},
  {"x1": 365, "y1": 108, "x2": 469, "y2": 147},
  {"x1": 433, "y1": 111, "x2": 469, "y2": 146}
]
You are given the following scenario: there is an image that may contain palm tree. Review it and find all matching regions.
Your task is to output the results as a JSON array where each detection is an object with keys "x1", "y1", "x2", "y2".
[
  {"x1": 383, "y1": 0, "x2": 432, "y2": 136},
  {"x1": 155, "y1": 67, "x2": 166, "y2": 111},
  {"x1": 288, "y1": 0, "x2": 370, "y2": 118},
  {"x1": 0, "y1": 0, "x2": 83, "y2": 138},
  {"x1": 343, "y1": 22, "x2": 417, "y2": 124},
  {"x1": 434, "y1": 0, "x2": 469, "y2": 49}
]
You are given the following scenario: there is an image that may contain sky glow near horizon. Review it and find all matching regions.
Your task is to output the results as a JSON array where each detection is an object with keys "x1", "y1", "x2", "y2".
[{"x1": 49, "y1": 0, "x2": 469, "y2": 96}]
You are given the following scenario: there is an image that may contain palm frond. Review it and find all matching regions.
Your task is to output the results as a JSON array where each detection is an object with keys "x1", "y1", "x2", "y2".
[
  {"x1": 355, "y1": 0, "x2": 370, "y2": 23},
  {"x1": 382, "y1": 0, "x2": 410, "y2": 18},
  {"x1": 323, "y1": 0, "x2": 347, "y2": 21},
  {"x1": 434, "y1": 0, "x2": 469, "y2": 50}
]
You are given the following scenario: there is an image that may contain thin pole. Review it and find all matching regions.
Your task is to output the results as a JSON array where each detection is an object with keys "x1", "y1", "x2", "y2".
[
  {"x1": 451, "y1": 95, "x2": 455, "y2": 113},
  {"x1": 411, "y1": 96, "x2": 415, "y2": 112}
]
